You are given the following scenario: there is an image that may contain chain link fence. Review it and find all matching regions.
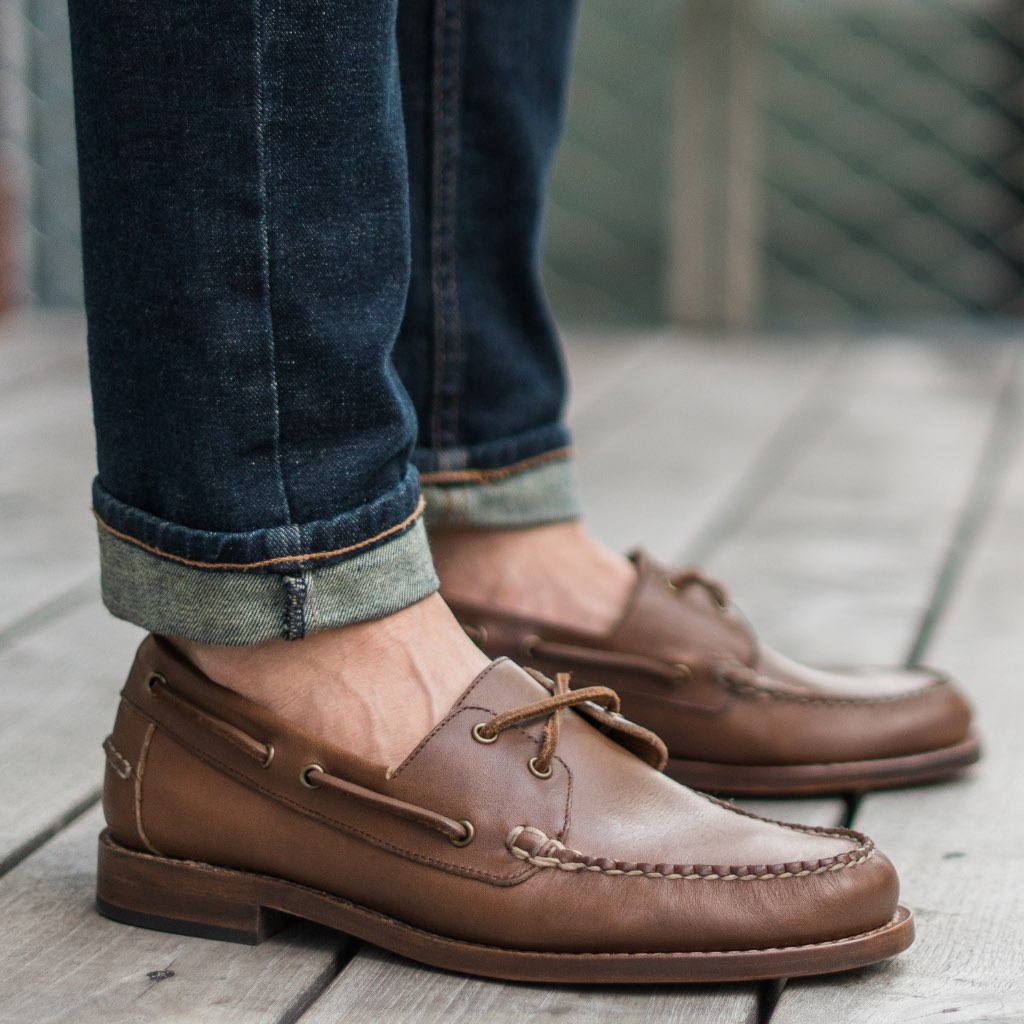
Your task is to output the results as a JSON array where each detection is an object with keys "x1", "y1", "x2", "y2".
[
  {"x1": 2, "y1": 0, "x2": 1023, "y2": 323},
  {"x1": 758, "y1": 0, "x2": 1024, "y2": 322},
  {"x1": 546, "y1": 0, "x2": 1024, "y2": 325}
]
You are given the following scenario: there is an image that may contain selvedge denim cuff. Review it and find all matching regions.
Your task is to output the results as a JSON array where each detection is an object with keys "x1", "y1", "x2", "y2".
[
  {"x1": 419, "y1": 449, "x2": 581, "y2": 528},
  {"x1": 94, "y1": 482, "x2": 439, "y2": 645}
]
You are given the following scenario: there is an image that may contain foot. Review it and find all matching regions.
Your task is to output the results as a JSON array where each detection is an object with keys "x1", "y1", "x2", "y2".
[
  {"x1": 437, "y1": 536, "x2": 979, "y2": 795},
  {"x1": 171, "y1": 593, "x2": 490, "y2": 767},
  {"x1": 97, "y1": 639, "x2": 913, "y2": 981},
  {"x1": 429, "y1": 522, "x2": 634, "y2": 635}
]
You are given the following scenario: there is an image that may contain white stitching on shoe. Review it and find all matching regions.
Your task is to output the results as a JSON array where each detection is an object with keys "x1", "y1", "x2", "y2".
[
  {"x1": 102, "y1": 736, "x2": 133, "y2": 780},
  {"x1": 134, "y1": 723, "x2": 163, "y2": 856},
  {"x1": 506, "y1": 826, "x2": 875, "y2": 880}
]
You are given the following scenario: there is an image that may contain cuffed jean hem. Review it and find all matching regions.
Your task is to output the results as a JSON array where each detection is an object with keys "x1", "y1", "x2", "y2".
[
  {"x1": 411, "y1": 423, "x2": 573, "y2": 475},
  {"x1": 420, "y1": 449, "x2": 581, "y2": 528},
  {"x1": 92, "y1": 467, "x2": 424, "y2": 568},
  {"x1": 97, "y1": 517, "x2": 439, "y2": 645}
]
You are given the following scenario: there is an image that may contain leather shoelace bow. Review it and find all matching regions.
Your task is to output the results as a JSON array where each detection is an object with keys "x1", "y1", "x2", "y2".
[
  {"x1": 666, "y1": 567, "x2": 730, "y2": 611},
  {"x1": 473, "y1": 671, "x2": 620, "y2": 776}
]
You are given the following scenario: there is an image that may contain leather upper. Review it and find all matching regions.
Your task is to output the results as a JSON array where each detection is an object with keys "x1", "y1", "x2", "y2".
[
  {"x1": 102, "y1": 635, "x2": 901, "y2": 954},
  {"x1": 446, "y1": 550, "x2": 974, "y2": 767}
]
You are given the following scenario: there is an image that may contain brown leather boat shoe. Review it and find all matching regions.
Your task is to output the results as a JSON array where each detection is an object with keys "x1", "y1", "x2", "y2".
[
  {"x1": 446, "y1": 550, "x2": 979, "y2": 796},
  {"x1": 96, "y1": 636, "x2": 913, "y2": 983}
]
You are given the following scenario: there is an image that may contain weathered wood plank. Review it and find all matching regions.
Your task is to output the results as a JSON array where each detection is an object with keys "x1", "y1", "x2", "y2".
[
  {"x1": 562, "y1": 329, "x2": 669, "y2": 419},
  {"x1": 698, "y1": 336, "x2": 1013, "y2": 665},
  {"x1": 298, "y1": 946, "x2": 759, "y2": 1024},
  {"x1": 0, "y1": 596, "x2": 142, "y2": 871},
  {"x1": 0, "y1": 807, "x2": 349, "y2": 1024},
  {"x1": 772, "y1": 350, "x2": 1024, "y2": 1023},
  {"x1": 0, "y1": 343, "x2": 99, "y2": 635},
  {"x1": 572, "y1": 332, "x2": 845, "y2": 555}
]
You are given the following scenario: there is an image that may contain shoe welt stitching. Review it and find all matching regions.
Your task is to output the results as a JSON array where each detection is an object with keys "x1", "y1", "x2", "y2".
[{"x1": 506, "y1": 826, "x2": 875, "y2": 881}]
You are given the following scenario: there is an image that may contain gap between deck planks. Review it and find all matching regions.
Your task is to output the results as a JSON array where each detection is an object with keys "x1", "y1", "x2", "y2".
[
  {"x1": 772, "y1": 344, "x2": 1024, "y2": 1024},
  {"x1": 0, "y1": 318, "x2": 1009, "y2": 1023}
]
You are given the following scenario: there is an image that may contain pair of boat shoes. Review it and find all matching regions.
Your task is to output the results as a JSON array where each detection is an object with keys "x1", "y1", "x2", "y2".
[{"x1": 96, "y1": 554, "x2": 977, "y2": 983}]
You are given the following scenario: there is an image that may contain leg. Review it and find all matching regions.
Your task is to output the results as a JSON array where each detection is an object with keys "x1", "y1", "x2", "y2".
[
  {"x1": 395, "y1": 0, "x2": 977, "y2": 794},
  {"x1": 70, "y1": 0, "x2": 487, "y2": 765},
  {"x1": 72, "y1": 0, "x2": 912, "y2": 983},
  {"x1": 395, "y1": 0, "x2": 636, "y2": 632}
]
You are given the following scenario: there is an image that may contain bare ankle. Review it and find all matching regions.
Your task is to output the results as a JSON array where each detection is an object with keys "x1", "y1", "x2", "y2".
[
  {"x1": 429, "y1": 522, "x2": 635, "y2": 634},
  {"x1": 171, "y1": 594, "x2": 490, "y2": 768}
]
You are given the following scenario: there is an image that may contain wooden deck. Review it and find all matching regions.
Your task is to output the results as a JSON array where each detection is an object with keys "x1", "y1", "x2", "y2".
[{"x1": 1, "y1": 314, "x2": 1021, "y2": 1023}]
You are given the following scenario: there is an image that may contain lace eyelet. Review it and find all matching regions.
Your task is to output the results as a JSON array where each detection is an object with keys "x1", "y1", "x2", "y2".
[
  {"x1": 673, "y1": 663, "x2": 692, "y2": 684},
  {"x1": 300, "y1": 763, "x2": 324, "y2": 789},
  {"x1": 145, "y1": 672, "x2": 165, "y2": 695},
  {"x1": 260, "y1": 743, "x2": 275, "y2": 768},
  {"x1": 522, "y1": 634, "x2": 541, "y2": 658},
  {"x1": 450, "y1": 820, "x2": 475, "y2": 847},
  {"x1": 528, "y1": 757, "x2": 553, "y2": 780},
  {"x1": 472, "y1": 723, "x2": 499, "y2": 744}
]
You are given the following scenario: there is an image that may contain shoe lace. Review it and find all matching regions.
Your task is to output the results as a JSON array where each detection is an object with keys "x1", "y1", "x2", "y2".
[
  {"x1": 472, "y1": 671, "x2": 620, "y2": 777},
  {"x1": 666, "y1": 567, "x2": 730, "y2": 610},
  {"x1": 145, "y1": 668, "x2": 619, "y2": 849}
]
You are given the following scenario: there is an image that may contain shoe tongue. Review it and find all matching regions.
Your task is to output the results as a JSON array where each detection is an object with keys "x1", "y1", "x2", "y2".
[
  {"x1": 616, "y1": 550, "x2": 758, "y2": 667},
  {"x1": 448, "y1": 657, "x2": 552, "y2": 714},
  {"x1": 383, "y1": 659, "x2": 552, "y2": 781}
]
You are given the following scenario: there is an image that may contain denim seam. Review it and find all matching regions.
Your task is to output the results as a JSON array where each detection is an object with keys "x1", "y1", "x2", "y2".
[
  {"x1": 92, "y1": 496, "x2": 426, "y2": 571},
  {"x1": 282, "y1": 575, "x2": 307, "y2": 640},
  {"x1": 419, "y1": 446, "x2": 573, "y2": 486},
  {"x1": 430, "y1": 0, "x2": 464, "y2": 452},
  {"x1": 307, "y1": 572, "x2": 320, "y2": 633},
  {"x1": 253, "y1": 0, "x2": 296, "y2": 531}
]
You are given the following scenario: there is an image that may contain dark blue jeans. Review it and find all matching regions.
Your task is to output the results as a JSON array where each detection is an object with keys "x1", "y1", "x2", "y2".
[{"x1": 68, "y1": 0, "x2": 580, "y2": 643}]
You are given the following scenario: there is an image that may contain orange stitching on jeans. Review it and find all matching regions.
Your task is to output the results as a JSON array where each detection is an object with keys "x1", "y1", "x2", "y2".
[
  {"x1": 419, "y1": 447, "x2": 573, "y2": 486},
  {"x1": 93, "y1": 497, "x2": 425, "y2": 571}
]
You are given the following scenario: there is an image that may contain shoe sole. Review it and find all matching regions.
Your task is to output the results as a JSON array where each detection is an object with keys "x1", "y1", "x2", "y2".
[
  {"x1": 96, "y1": 830, "x2": 914, "y2": 984},
  {"x1": 666, "y1": 734, "x2": 980, "y2": 796}
]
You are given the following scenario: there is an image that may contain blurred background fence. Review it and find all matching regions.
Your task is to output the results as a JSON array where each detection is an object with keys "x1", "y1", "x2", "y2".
[{"x1": 1, "y1": 0, "x2": 1023, "y2": 326}]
